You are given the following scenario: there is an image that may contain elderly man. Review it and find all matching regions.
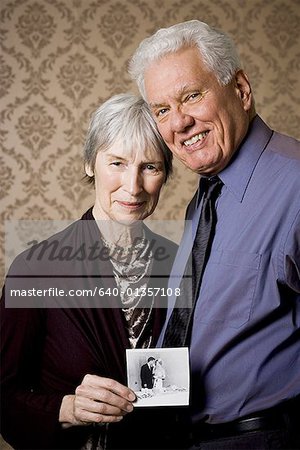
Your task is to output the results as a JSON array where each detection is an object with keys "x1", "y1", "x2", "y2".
[{"x1": 129, "y1": 20, "x2": 300, "y2": 449}]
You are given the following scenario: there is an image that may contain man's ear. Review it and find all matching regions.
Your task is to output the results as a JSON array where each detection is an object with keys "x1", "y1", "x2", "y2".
[
  {"x1": 85, "y1": 163, "x2": 93, "y2": 177},
  {"x1": 235, "y1": 70, "x2": 252, "y2": 112}
]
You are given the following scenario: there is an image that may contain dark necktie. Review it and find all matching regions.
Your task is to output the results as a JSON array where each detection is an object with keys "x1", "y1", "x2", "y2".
[{"x1": 163, "y1": 176, "x2": 223, "y2": 347}]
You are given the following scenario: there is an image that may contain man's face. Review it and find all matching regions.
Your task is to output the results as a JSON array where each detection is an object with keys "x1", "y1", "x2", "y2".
[
  {"x1": 144, "y1": 47, "x2": 252, "y2": 175},
  {"x1": 149, "y1": 360, "x2": 155, "y2": 368}
]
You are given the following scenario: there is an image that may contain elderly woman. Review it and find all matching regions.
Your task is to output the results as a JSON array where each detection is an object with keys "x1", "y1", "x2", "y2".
[{"x1": 0, "y1": 94, "x2": 177, "y2": 449}]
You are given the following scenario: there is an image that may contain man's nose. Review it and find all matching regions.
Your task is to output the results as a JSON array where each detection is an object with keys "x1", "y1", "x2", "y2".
[
  {"x1": 170, "y1": 108, "x2": 194, "y2": 133},
  {"x1": 123, "y1": 167, "x2": 143, "y2": 196}
]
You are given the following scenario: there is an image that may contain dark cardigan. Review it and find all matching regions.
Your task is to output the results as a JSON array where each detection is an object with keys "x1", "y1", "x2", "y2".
[{"x1": 1, "y1": 209, "x2": 178, "y2": 449}]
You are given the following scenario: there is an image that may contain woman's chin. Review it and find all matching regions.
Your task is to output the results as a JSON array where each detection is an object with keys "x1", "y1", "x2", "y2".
[{"x1": 113, "y1": 214, "x2": 144, "y2": 225}]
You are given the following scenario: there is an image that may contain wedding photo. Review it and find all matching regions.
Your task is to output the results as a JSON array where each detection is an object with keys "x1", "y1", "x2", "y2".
[{"x1": 126, "y1": 347, "x2": 189, "y2": 407}]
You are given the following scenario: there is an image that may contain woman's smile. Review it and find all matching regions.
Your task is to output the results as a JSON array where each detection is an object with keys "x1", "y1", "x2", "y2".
[{"x1": 116, "y1": 200, "x2": 146, "y2": 210}]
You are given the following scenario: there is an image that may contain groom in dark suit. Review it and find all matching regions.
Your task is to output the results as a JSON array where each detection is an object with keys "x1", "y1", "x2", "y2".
[{"x1": 140, "y1": 357, "x2": 155, "y2": 389}]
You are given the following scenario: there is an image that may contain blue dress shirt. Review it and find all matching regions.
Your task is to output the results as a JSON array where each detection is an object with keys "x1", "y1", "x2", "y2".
[{"x1": 158, "y1": 116, "x2": 300, "y2": 424}]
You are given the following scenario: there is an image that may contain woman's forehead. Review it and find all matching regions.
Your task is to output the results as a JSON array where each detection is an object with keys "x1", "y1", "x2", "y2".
[{"x1": 103, "y1": 140, "x2": 164, "y2": 161}]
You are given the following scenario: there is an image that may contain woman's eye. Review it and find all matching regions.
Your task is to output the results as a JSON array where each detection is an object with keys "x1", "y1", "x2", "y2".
[
  {"x1": 144, "y1": 164, "x2": 157, "y2": 171},
  {"x1": 111, "y1": 161, "x2": 122, "y2": 166}
]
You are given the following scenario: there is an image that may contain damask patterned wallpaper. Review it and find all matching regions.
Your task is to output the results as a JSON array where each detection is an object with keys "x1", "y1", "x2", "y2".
[
  {"x1": 1, "y1": 0, "x2": 300, "y2": 282},
  {"x1": 0, "y1": 0, "x2": 300, "y2": 447}
]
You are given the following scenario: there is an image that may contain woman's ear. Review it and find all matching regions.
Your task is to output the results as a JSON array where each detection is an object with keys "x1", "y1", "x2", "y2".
[
  {"x1": 235, "y1": 70, "x2": 252, "y2": 112},
  {"x1": 85, "y1": 163, "x2": 93, "y2": 177}
]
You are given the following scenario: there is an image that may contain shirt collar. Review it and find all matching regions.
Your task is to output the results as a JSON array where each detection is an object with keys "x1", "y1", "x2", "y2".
[{"x1": 217, "y1": 115, "x2": 273, "y2": 202}]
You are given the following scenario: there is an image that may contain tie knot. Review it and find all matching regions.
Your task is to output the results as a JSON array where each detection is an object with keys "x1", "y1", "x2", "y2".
[{"x1": 201, "y1": 176, "x2": 223, "y2": 199}]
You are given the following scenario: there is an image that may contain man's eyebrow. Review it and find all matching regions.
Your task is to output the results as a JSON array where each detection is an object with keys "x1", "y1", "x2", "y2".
[
  {"x1": 176, "y1": 84, "x2": 195, "y2": 97},
  {"x1": 149, "y1": 85, "x2": 200, "y2": 109},
  {"x1": 149, "y1": 102, "x2": 167, "y2": 110}
]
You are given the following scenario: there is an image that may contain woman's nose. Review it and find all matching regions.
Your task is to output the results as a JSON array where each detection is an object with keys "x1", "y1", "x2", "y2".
[{"x1": 123, "y1": 167, "x2": 143, "y2": 196}]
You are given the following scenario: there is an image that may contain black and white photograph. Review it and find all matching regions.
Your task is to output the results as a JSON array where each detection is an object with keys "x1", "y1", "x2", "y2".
[{"x1": 126, "y1": 347, "x2": 189, "y2": 407}]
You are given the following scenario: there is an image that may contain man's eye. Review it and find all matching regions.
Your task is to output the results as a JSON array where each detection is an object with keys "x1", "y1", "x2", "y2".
[
  {"x1": 111, "y1": 161, "x2": 122, "y2": 166},
  {"x1": 186, "y1": 93, "x2": 200, "y2": 101},
  {"x1": 157, "y1": 108, "x2": 168, "y2": 117}
]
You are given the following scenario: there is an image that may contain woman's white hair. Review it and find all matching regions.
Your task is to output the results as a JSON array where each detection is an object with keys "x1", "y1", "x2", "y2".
[
  {"x1": 83, "y1": 93, "x2": 173, "y2": 184},
  {"x1": 129, "y1": 20, "x2": 242, "y2": 99}
]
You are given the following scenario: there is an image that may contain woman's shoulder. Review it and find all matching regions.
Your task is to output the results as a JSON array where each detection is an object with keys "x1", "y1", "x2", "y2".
[
  {"x1": 6, "y1": 209, "x2": 97, "y2": 277},
  {"x1": 143, "y1": 225, "x2": 178, "y2": 252},
  {"x1": 143, "y1": 225, "x2": 178, "y2": 278},
  {"x1": 144, "y1": 225, "x2": 178, "y2": 263}
]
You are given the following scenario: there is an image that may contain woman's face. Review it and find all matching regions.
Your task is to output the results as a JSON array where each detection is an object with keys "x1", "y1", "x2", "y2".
[{"x1": 89, "y1": 141, "x2": 166, "y2": 224}]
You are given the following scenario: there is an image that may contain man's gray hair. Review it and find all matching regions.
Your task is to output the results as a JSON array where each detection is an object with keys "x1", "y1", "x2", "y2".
[
  {"x1": 129, "y1": 20, "x2": 242, "y2": 99},
  {"x1": 83, "y1": 93, "x2": 173, "y2": 184}
]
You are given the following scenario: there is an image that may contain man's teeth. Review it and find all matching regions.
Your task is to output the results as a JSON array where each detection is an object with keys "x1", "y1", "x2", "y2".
[{"x1": 184, "y1": 131, "x2": 208, "y2": 146}]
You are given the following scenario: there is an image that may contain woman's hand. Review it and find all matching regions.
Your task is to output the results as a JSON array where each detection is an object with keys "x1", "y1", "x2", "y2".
[{"x1": 59, "y1": 374, "x2": 136, "y2": 428}]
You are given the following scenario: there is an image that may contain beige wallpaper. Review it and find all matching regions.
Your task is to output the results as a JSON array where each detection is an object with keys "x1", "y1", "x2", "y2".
[
  {"x1": 1, "y1": 0, "x2": 300, "y2": 281},
  {"x1": 0, "y1": 0, "x2": 300, "y2": 447}
]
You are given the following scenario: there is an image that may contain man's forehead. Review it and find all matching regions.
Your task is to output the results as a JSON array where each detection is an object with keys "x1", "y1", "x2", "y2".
[{"x1": 144, "y1": 50, "x2": 213, "y2": 105}]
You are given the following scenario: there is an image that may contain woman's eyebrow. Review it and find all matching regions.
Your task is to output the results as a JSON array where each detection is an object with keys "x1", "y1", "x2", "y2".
[{"x1": 105, "y1": 153, "x2": 127, "y2": 160}]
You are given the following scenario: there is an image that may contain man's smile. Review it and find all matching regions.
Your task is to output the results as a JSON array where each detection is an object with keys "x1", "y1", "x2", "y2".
[{"x1": 183, "y1": 131, "x2": 209, "y2": 147}]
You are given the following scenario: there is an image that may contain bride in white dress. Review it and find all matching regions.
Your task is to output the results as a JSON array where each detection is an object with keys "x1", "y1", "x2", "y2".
[{"x1": 153, "y1": 358, "x2": 166, "y2": 392}]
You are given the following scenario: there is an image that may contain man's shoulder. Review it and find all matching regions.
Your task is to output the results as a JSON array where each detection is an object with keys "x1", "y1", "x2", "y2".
[
  {"x1": 261, "y1": 129, "x2": 300, "y2": 190},
  {"x1": 270, "y1": 130, "x2": 300, "y2": 164}
]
